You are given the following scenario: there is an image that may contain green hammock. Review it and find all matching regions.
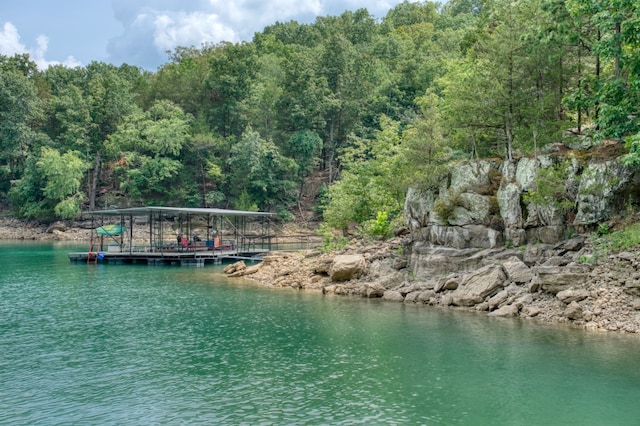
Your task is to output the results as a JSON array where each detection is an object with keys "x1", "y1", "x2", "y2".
[{"x1": 95, "y1": 224, "x2": 126, "y2": 236}]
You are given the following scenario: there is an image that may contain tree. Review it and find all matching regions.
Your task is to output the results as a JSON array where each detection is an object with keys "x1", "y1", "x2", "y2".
[
  {"x1": 0, "y1": 57, "x2": 43, "y2": 183},
  {"x1": 205, "y1": 42, "x2": 258, "y2": 138},
  {"x1": 9, "y1": 147, "x2": 87, "y2": 220},
  {"x1": 83, "y1": 62, "x2": 136, "y2": 209},
  {"x1": 567, "y1": 0, "x2": 640, "y2": 141},
  {"x1": 37, "y1": 148, "x2": 87, "y2": 218},
  {"x1": 322, "y1": 116, "x2": 405, "y2": 231},
  {"x1": 106, "y1": 100, "x2": 191, "y2": 203},
  {"x1": 227, "y1": 128, "x2": 297, "y2": 209}
]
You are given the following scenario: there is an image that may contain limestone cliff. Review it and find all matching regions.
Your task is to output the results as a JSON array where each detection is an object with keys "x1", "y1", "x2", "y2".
[{"x1": 405, "y1": 148, "x2": 639, "y2": 277}]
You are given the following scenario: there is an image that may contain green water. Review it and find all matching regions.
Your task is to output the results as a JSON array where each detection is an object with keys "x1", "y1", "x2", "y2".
[{"x1": 1, "y1": 242, "x2": 640, "y2": 425}]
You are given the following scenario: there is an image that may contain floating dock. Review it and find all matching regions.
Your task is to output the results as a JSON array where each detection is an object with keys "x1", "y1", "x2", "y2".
[
  {"x1": 69, "y1": 206, "x2": 274, "y2": 267},
  {"x1": 68, "y1": 248, "x2": 268, "y2": 266}
]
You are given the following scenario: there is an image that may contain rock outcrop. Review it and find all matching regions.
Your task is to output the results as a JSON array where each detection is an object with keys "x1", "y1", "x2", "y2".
[{"x1": 404, "y1": 149, "x2": 639, "y2": 249}]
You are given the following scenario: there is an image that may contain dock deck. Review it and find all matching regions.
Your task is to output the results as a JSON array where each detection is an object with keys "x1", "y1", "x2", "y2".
[{"x1": 69, "y1": 247, "x2": 268, "y2": 266}]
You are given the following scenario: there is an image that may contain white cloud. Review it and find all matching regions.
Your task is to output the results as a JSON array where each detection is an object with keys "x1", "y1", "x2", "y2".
[
  {"x1": 153, "y1": 11, "x2": 238, "y2": 51},
  {"x1": 0, "y1": 21, "x2": 81, "y2": 70},
  {"x1": 0, "y1": 22, "x2": 26, "y2": 55}
]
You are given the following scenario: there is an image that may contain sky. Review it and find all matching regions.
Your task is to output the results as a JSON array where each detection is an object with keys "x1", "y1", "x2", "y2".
[{"x1": 0, "y1": 0, "x2": 408, "y2": 71}]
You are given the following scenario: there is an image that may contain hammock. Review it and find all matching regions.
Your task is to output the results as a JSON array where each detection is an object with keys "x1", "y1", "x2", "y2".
[{"x1": 95, "y1": 224, "x2": 126, "y2": 236}]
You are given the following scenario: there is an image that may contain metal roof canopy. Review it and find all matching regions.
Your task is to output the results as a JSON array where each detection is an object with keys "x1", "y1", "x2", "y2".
[{"x1": 84, "y1": 206, "x2": 274, "y2": 217}]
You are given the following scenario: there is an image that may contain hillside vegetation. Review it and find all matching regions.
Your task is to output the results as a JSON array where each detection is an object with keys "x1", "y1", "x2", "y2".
[{"x1": 1, "y1": 0, "x2": 639, "y2": 239}]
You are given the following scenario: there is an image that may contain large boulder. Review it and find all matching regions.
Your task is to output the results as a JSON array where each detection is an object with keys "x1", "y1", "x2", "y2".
[
  {"x1": 329, "y1": 254, "x2": 366, "y2": 281},
  {"x1": 409, "y1": 244, "x2": 485, "y2": 278},
  {"x1": 451, "y1": 265, "x2": 507, "y2": 307},
  {"x1": 532, "y1": 266, "x2": 590, "y2": 294},
  {"x1": 224, "y1": 260, "x2": 246, "y2": 275},
  {"x1": 488, "y1": 304, "x2": 519, "y2": 317},
  {"x1": 382, "y1": 290, "x2": 405, "y2": 302},
  {"x1": 502, "y1": 256, "x2": 533, "y2": 283},
  {"x1": 428, "y1": 224, "x2": 503, "y2": 249},
  {"x1": 557, "y1": 288, "x2": 589, "y2": 304}
]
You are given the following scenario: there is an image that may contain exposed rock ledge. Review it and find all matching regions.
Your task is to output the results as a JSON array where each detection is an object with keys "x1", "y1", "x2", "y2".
[{"x1": 228, "y1": 236, "x2": 640, "y2": 334}]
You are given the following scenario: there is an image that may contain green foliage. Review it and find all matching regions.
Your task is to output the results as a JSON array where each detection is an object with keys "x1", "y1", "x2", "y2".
[
  {"x1": 0, "y1": 63, "x2": 43, "y2": 178},
  {"x1": 227, "y1": 128, "x2": 298, "y2": 209},
  {"x1": 276, "y1": 206, "x2": 294, "y2": 223},
  {"x1": 317, "y1": 222, "x2": 349, "y2": 253},
  {"x1": 234, "y1": 191, "x2": 259, "y2": 212},
  {"x1": 9, "y1": 148, "x2": 87, "y2": 220},
  {"x1": 363, "y1": 211, "x2": 392, "y2": 239},
  {"x1": 622, "y1": 133, "x2": 640, "y2": 167},
  {"x1": 323, "y1": 116, "x2": 405, "y2": 230},
  {"x1": 2, "y1": 0, "x2": 640, "y2": 223},
  {"x1": 601, "y1": 223, "x2": 640, "y2": 251},
  {"x1": 107, "y1": 100, "x2": 190, "y2": 203},
  {"x1": 432, "y1": 191, "x2": 463, "y2": 224}
]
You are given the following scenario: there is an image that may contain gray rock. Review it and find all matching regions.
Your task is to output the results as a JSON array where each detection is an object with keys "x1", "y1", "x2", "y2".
[
  {"x1": 404, "y1": 291, "x2": 422, "y2": 303},
  {"x1": 428, "y1": 224, "x2": 503, "y2": 249},
  {"x1": 542, "y1": 256, "x2": 571, "y2": 267},
  {"x1": 382, "y1": 290, "x2": 404, "y2": 302},
  {"x1": 497, "y1": 182, "x2": 523, "y2": 228},
  {"x1": 363, "y1": 284, "x2": 385, "y2": 298},
  {"x1": 488, "y1": 304, "x2": 519, "y2": 317},
  {"x1": 526, "y1": 226, "x2": 566, "y2": 244},
  {"x1": 503, "y1": 256, "x2": 533, "y2": 283},
  {"x1": 564, "y1": 301, "x2": 584, "y2": 320},
  {"x1": 330, "y1": 254, "x2": 366, "y2": 281},
  {"x1": 574, "y1": 160, "x2": 635, "y2": 225},
  {"x1": 475, "y1": 302, "x2": 490, "y2": 311},
  {"x1": 533, "y1": 266, "x2": 589, "y2": 294},
  {"x1": 523, "y1": 306, "x2": 541, "y2": 317},
  {"x1": 488, "y1": 289, "x2": 510, "y2": 310},
  {"x1": 441, "y1": 294, "x2": 454, "y2": 306},
  {"x1": 451, "y1": 265, "x2": 507, "y2": 307},
  {"x1": 404, "y1": 187, "x2": 436, "y2": 231},
  {"x1": 409, "y1": 243, "x2": 485, "y2": 279},
  {"x1": 435, "y1": 277, "x2": 459, "y2": 293},
  {"x1": 557, "y1": 236, "x2": 586, "y2": 253},
  {"x1": 417, "y1": 290, "x2": 436, "y2": 303},
  {"x1": 449, "y1": 193, "x2": 493, "y2": 226},
  {"x1": 557, "y1": 288, "x2": 589, "y2": 304},
  {"x1": 528, "y1": 277, "x2": 541, "y2": 293}
]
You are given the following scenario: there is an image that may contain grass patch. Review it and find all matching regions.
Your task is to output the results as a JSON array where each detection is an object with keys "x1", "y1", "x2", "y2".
[{"x1": 600, "y1": 223, "x2": 640, "y2": 251}]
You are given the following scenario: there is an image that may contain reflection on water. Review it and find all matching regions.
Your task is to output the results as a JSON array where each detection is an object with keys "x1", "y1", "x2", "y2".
[{"x1": 1, "y1": 242, "x2": 639, "y2": 425}]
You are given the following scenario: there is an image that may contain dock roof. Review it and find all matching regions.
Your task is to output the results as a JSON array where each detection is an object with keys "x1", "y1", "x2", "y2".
[{"x1": 84, "y1": 206, "x2": 274, "y2": 217}]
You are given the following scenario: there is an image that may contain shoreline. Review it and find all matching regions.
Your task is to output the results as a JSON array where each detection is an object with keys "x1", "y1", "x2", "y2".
[
  {"x1": 4, "y1": 218, "x2": 640, "y2": 335},
  {"x1": 225, "y1": 237, "x2": 640, "y2": 335}
]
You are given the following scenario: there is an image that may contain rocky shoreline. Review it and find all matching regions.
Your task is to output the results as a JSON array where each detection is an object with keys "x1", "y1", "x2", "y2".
[
  {"x1": 225, "y1": 235, "x2": 640, "y2": 334},
  {"x1": 4, "y1": 217, "x2": 640, "y2": 334}
]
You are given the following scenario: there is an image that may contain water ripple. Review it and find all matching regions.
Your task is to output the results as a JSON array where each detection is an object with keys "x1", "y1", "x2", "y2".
[{"x1": 2, "y1": 243, "x2": 640, "y2": 424}]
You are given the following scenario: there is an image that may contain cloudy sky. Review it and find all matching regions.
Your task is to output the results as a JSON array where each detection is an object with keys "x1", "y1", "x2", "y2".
[{"x1": 0, "y1": 0, "x2": 408, "y2": 71}]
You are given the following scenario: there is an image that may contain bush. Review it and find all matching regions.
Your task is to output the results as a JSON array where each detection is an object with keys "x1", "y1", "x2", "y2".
[
  {"x1": 317, "y1": 222, "x2": 348, "y2": 253},
  {"x1": 363, "y1": 211, "x2": 392, "y2": 239},
  {"x1": 432, "y1": 191, "x2": 463, "y2": 224}
]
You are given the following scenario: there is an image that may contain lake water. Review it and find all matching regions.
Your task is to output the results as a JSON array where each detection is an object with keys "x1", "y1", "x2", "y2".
[{"x1": 1, "y1": 242, "x2": 640, "y2": 425}]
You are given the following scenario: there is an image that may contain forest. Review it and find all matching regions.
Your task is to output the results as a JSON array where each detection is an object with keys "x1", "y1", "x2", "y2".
[{"x1": 0, "y1": 0, "x2": 638, "y2": 236}]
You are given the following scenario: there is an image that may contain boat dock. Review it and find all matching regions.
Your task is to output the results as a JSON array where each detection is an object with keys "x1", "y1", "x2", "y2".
[{"x1": 69, "y1": 206, "x2": 274, "y2": 266}]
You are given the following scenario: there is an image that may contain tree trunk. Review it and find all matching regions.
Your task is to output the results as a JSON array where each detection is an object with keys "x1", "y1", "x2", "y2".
[{"x1": 89, "y1": 150, "x2": 101, "y2": 210}]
